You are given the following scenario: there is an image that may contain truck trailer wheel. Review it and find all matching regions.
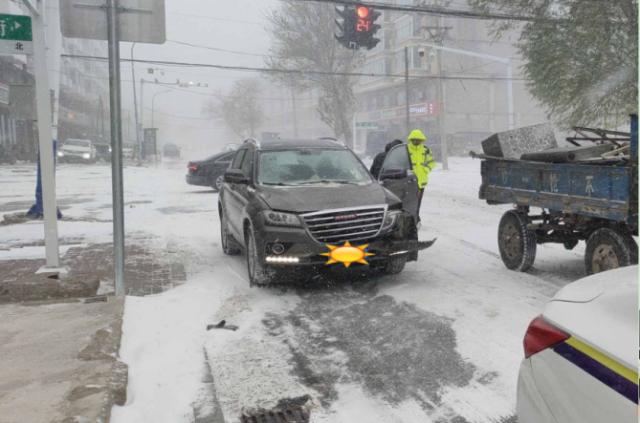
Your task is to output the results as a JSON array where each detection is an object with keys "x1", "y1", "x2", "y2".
[
  {"x1": 498, "y1": 210, "x2": 537, "y2": 272},
  {"x1": 585, "y1": 227, "x2": 638, "y2": 275}
]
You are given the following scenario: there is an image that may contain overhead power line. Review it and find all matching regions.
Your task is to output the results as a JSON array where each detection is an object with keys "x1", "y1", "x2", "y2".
[
  {"x1": 61, "y1": 54, "x2": 529, "y2": 82},
  {"x1": 287, "y1": 0, "x2": 565, "y2": 22},
  {"x1": 167, "y1": 40, "x2": 269, "y2": 58}
]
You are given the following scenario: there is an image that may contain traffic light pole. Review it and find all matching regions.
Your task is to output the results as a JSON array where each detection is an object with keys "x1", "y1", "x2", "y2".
[
  {"x1": 436, "y1": 42, "x2": 448, "y2": 171},
  {"x1": 107, "y1": 0, "x2": 126, "y2": 296}
]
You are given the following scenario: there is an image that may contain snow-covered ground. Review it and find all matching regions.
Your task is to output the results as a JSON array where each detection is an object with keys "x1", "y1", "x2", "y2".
[{"x1": 0, "y1": 158, "x2": 588, "y2": 422}]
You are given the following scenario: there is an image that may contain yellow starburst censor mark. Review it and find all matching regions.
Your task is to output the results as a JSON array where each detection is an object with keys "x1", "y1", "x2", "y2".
[{"x1": 321, "y1": 241, "x2": 374, "y2": 267}]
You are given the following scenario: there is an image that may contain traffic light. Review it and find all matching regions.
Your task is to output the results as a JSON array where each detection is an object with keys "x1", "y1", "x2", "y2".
[
  {"x1": 335, "y1": 6, "x2": 358, "y2": 50},
  {"x1": 335, "y1": 5, "x2": 381, "y2": 50},
  {"x1": 355, "y1": 5, "x2": 381, "y2": 50}
]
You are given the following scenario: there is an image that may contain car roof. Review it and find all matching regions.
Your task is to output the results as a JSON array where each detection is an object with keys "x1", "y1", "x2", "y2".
[{"x1": 248, "y1": 137, "x2": 347, "y2": 151}]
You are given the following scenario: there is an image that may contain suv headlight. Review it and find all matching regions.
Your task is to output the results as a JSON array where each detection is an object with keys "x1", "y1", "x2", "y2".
[
  {"x1": 82, "y1": 153, "x2": 91, "y2": 159},
  {"x1": 262, "y1": 211, "x2": 301, "y2": 227},
  {"x1": 57, "y1": 151, "x2": 64, "y2": 157},
  {"x1": 381, "y1": 210, "x2": 401, "y2": 231}
]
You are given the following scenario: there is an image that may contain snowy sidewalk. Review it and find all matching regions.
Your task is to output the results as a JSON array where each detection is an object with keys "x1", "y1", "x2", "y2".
[{"x1": 0, "y1": 297, "x2": 127, "y2": 423}]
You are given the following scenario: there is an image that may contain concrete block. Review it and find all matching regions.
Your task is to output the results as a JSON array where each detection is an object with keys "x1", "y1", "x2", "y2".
[{"x1": 481, "y1": 124, "x2": 558, "y2": 159}]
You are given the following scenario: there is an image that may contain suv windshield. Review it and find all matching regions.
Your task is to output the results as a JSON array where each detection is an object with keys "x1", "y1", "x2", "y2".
[{"x1": 258, "y1": 149, "x2": 372, "y2": 186}]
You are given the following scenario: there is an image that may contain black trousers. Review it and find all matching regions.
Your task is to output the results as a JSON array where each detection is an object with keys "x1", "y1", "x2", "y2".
[{"x1": 417, "y1": 188, "x2": 424, "y2": 222}]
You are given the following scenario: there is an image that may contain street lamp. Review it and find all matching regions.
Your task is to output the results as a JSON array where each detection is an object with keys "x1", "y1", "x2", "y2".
[
  {"x1": 130, "y1": 42, "x2": 143, "y2": 160},
  {"x1": 151, "y1": 89, "x2": 172, "y2": 128}
]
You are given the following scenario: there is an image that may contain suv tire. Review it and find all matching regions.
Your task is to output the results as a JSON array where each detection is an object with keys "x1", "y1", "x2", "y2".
[
  {"x1": 384, "y1": 256, "x2": 407, "y2": 274},
  {"x1": 245, "y1": 226, "x2": 275, "y2": 287},
  {"x1": 220, "y1": 212, "x2": 241, "y2": 255}
]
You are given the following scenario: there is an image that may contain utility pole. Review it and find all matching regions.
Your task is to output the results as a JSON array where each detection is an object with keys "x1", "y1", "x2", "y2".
[
  {"x1": 130, "y1": 42, "x2": 142, "y2": 161},
  {"x1": 404, "y1": 46, "x2": 410, "y2": 134},
  {"x1": 424, "y1": 17, "x2": 451, "y2": 171},
  {"x1": 107, "y1": 0, "x2": 125, "y2": 296},
  {"x1": 151, "y1": 89, "x2": 172, "y2": 128},
  {"x1": 26, "y1": 0, "x2": 61, "y2": 270},
  {"x1": 419, "y1": 40, "x2": 515, "y2": 130},
  {"x1": 290, "y1": 84, "x2": 299, "y2": 138}
]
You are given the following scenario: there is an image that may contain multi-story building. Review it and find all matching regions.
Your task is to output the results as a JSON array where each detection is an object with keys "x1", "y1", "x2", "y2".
[
  {"x1": 0, "y1": 0, "x2": 110, "y2": 162},
  {"x1": 353, "y1": 1, "x2": 548, "y2": 158},
  {"x1": 57, "y1": 37, "x2": 109, "y2": 145},
  {"x1": 0, "y1": 1, "x2": 36, "y2": 161}
]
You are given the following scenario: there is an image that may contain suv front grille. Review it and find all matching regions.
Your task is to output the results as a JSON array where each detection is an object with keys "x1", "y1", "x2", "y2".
[{"x1": 301, "y1": 205, "x2": 386, "y2": 244}]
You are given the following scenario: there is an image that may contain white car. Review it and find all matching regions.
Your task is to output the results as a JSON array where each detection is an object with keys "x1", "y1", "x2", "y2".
[
  {"x1": 517, "y1": 266, "x2": 638, "y2": 422},
  {"x1": 58, "y1": 138, "x2": 96, "y2": 163}
]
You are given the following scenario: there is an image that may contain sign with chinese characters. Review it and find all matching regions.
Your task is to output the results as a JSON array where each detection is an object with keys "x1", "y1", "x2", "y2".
[{"x1": 0, "y1": 14, "x2": 33, "y2": 55}]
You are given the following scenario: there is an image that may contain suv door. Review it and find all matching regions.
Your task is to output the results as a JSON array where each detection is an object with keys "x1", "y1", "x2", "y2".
[
  {"x1": 225, "y1": 147, "x2": 256, "y2": 241},
  {"x1": 378, "y1": 144, "x2": 420, "y2": 221},
  {"x1": 223, "y1": 148, "x2": 248, "y2": 238}
]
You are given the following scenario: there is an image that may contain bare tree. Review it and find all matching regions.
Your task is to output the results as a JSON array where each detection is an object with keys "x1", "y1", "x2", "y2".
[
  {"x1": 212, "y1": 79, "x2": 265, "y2": 138},
  {"x1": 267, "y1": 1, "x2": 362, "y2": 146},
  {"x1": 469, "y1": 0, "x2": 637, "y2": 128}
]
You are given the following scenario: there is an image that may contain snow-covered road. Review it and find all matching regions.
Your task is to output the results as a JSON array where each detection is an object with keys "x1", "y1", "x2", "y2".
[{"x1": 1, "y1": 158, "x2": 587, "y2": 422}]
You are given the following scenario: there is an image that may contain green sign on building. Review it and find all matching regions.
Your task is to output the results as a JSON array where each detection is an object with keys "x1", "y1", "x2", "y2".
[{"x1": 0, "y1": 14, "x2": 33, "y2": 55}]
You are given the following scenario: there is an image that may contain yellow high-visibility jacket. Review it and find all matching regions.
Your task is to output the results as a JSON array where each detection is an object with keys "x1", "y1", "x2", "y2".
[{"x1": 407, "y1": 142, "x2": 436, "y2": 189}]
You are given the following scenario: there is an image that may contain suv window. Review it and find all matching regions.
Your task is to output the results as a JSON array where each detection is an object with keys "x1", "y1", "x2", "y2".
[
  {"x1": 257, "y1": 149, "x2": 371, "y2": 186},
  {"x1": 231, "y1": 149, "x2": 246, "y2": 169},
  {"x1": 380, "y1": 145, "x2": 410, "y2": 174},
  {"x1": 241, "y1": 149, "x2": 254, "y2": 178}
]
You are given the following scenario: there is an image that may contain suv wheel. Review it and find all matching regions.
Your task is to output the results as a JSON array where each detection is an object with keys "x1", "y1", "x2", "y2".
[
  {"x1": 220, "y1": 213, "x2": 240, "y2": 255},
  {"x1": 245, "y1": 226, "x2": 274, "y2": 287},
  {"x1": 384, "y1": 256, "x2": 407, "y2": 274}
]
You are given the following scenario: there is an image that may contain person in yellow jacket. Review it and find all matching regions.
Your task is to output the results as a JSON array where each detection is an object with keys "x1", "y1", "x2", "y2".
[{"x1": 407, "y1": 129, "x2": 436, "y2": 222}]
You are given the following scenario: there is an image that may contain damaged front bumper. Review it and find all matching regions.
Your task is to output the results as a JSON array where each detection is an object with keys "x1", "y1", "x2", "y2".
[{"x1": 254, "y1": 212, "x2": 436, "y2": 267}]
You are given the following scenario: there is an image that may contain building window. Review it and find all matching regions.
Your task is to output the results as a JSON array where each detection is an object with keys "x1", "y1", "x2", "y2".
[{"x1": 396, "y1": 16, "x2": 413, "y2": 42}]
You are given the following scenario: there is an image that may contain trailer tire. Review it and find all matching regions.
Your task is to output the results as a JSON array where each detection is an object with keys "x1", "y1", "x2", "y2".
[
  {"x1": 498, "y1": 210, "x2": 537, "y2": 272},
  {"x1": 584, "y1": 228, "x2": 638, "y2": 275}
]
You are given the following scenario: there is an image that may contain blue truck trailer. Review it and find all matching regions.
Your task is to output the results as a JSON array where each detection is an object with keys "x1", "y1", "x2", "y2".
[{"x1": 476, "y1": 116, "x2": 637, "y2": 275}]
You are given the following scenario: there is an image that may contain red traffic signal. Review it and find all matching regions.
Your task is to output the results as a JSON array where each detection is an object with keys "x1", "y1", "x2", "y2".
[{"x1": 357, "y1": 6, "x2": 370, "y2": 19}]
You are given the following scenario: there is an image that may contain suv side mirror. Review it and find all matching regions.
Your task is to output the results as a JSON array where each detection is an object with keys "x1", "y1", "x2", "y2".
[
  {"x1": 224, "y1": 169, "x2": 249, "y2": 184},
  {"x1": 380, "y1": 168, "x2": 407, "y2": 180}
]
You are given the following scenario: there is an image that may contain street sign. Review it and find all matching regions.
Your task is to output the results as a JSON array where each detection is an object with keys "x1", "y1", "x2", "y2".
[
  {"x1": 0, "y1": 14, "x2": 33, "y2": 55},
  {"x1": 60, "y1": 0, "x2": 166, "y2": 44}
]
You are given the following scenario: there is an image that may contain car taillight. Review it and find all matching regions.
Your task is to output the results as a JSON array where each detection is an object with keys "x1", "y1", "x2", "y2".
[
  {"x1": 523, "y1": 316, "x2": 569, "y2": 358},
  {"x1": 188, "y1": 163, "x2": 198, "y2": 172}
]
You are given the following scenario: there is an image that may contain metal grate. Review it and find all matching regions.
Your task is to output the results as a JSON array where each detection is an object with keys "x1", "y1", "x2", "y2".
[
  {"x1": 240, "y1": 407, "x2": 310, "y2": 423},
  {"x1": 301, "y1": 205, "x2": 386, "y2": 244}
]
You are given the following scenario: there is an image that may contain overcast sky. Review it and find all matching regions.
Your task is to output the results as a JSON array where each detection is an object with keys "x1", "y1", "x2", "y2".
[{"x1": 120, "y1": 0, "x2": 279, "y2": 155}]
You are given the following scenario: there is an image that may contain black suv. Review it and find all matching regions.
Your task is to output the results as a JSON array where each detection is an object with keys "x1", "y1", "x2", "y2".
[{"x1": 218, "y1": 137, "x2": 425, "y2": 286}]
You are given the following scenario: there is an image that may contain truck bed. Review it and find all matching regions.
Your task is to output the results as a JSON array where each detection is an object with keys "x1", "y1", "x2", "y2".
[{"x1": 479, "y1": 158, "x2": 636, "y2": 226}]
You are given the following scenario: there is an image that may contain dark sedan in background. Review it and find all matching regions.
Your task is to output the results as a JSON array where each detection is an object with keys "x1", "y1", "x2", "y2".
[{"x1": 186, "y1": 151, "x2": 235, "y2": 191}]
